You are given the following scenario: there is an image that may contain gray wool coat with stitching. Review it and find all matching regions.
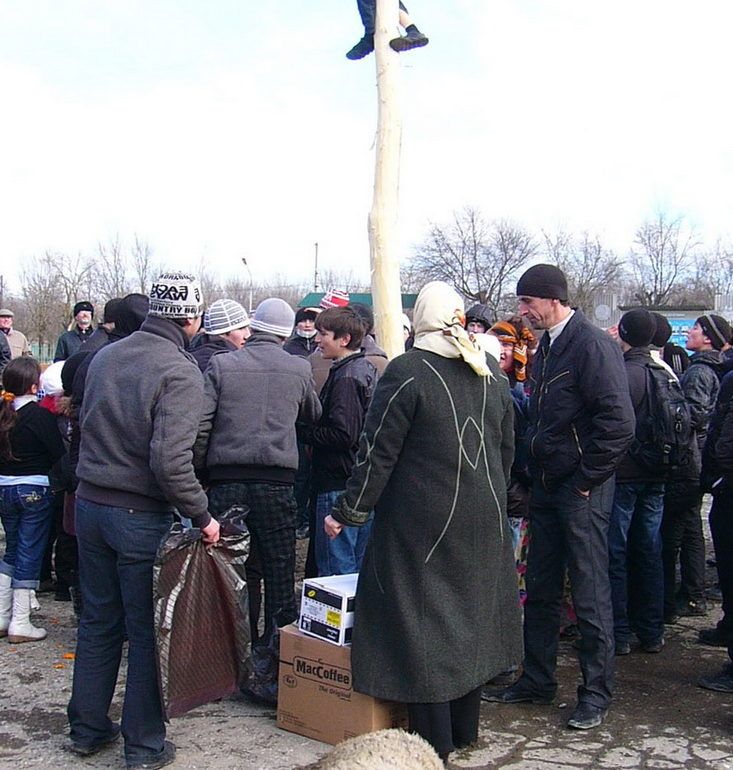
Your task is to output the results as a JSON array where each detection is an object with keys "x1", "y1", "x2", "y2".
[{"x1": 332, "y1": 348, "x2": 523, "y2": 703}]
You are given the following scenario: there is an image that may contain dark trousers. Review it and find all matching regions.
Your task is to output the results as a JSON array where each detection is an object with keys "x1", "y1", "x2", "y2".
[
  {"x1": 356, "y1": 0, "x2": 408, "y2": 34},
  {"x1": 407, "y1": 686, "x2": 482, "y2": 757},
  {"x1": 40, "y1": 491, "x2": 77, "y2": 590},
  {"x1": 293, "y1": 440, "x2": 311, "y2": 530},
  {"x1": 519, "y1": 478, "x2": 616, "y2": 709},
  {"x1": 710, "y1": 495, "x2": 733, "y2": 634},
  {"x1": 661, "y1": 481, "x2": 706, "y2": 613},
  {"x1": 68, "y1": 500, "x2": 172, "y2": 764},
  {"x1": 608, "y1": 481, "x2": 665, "y2": 645},
  {"x1": 208, "y1": 482, "x2": 298, "y2": 631}
]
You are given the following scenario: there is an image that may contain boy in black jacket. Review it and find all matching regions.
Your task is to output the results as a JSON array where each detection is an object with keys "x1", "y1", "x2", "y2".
[
  {"x1": 307, "y1": 307, "x2": 378, "y2": 575},
  {"x1": 608, "y1": 308, "x2": 667, "y2": 656}
]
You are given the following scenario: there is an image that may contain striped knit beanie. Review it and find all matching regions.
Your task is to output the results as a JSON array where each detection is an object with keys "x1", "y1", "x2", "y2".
[
  {"x1": 204, "y1": 299, "x2": 250, "y2": 335},
  {"x1": 250, "y1": 298, "x2": 295, "y2": 338}
]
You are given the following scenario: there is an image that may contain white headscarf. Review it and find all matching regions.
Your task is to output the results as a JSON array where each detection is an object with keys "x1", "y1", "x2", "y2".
[{"x1": 412, "y1": 282, "x2": 493, "y2": 377}]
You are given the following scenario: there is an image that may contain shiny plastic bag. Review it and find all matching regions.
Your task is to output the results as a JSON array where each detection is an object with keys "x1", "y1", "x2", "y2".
[{"x1": 153, "y1": 506, "x2": 251, "y2": 719}]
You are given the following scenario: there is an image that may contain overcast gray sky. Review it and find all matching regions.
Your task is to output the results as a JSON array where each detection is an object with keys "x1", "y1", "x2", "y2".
[{"x1": 1, "y1": 1, "x2": 731, "y2": 291}]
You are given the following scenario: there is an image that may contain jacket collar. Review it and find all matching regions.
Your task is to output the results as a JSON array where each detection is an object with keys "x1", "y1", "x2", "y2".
[
  {"x1": 361, "y1": 334, "x2": 387, "y2": 359},
  {"x1": 331, "y1": 350, "x2": 366, "y2": 372},
  {"x1": 623, "y1": 346, "x2": 652, "y2": 362},
  {"x1": 140, "y1": 315, "x2": 191, "y2": 349},
  {"x1": 544, "y1": 308, "x2": 585, "y2": 357},
  {"x1": 690, "y1": 349, "x2": 721, "y2": 366},
  {"x1": 246, "y1": 331, "x2": 286, "y2": 347}
]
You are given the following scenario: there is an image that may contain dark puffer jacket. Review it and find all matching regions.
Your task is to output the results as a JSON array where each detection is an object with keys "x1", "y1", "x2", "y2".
[
  {"x1": 702, "y1": 370, "x2": 733, "y2": 493},
  {"x1": 678, "y1": 349, "x2": 721, "y2": 480},
  {"x1": 306, "y1": 351, "x2": 378, "y2": 493},
  {"x1": 190, "y1": 334, "x2": 237, "y2": 373},
  {"x1": 527, "y1": 309, "x2": 635, "y2": 491},
  {"x1": 284, "y1": 333, "x2": 318, "y2": 357}
]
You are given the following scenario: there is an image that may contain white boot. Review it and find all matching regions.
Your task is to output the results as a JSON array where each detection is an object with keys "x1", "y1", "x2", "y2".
[
  {"x1": 30, "y1": 590, "x2": 40, "y2": 611},
  {"x1": 7, "y1": 589, "x2": 47, "y2": 643},
  {"x1": 0, "y1": 573, "x2": 12, "y2": 638}
]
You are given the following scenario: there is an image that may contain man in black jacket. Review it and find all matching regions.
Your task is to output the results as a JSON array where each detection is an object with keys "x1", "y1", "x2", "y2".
[
  {"x1": 54, "y1": 301, "x2": 95, "y2": 361},
  {"x1": 608, "y1": 309, "x2": 667, "y2": 656},
  {"x1": 485, "y1": 265, "x2": 635, "y2": 730},
  {"x1": 284, "y1": 307, "x2": 320, "y2": 358},
  {"x1": 307, "y1": 306, "x2": 378, "y2": 575},
  {"x1": 698, "y1": 368, "x2": 733, "y2": 689},
  {"x1": 662, "y1": 314, "x2": 729, "y2": 621}
]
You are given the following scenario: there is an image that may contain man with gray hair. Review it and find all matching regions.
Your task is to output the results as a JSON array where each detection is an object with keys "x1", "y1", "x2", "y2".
[
  {"x1": 67, "y1": 272, "x2": 219, "y2": 770},
  {"x1": 0, "y1": 308, "x2": 31, "y2": 358},
  {"x1": 195, "y1": 297, "x2": 321, "y2": 635}
]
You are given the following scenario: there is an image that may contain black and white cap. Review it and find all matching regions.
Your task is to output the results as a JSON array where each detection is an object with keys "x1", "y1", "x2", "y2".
[
  {"x1": 204, "y1": 299, "x2": 250, "y2": 335},
  {"x1": 148, "y1": 272, "x2": 204, "y2": 319}
]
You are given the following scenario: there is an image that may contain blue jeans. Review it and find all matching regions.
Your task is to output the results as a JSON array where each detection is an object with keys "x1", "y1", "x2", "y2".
[
  {"x1": 315, "y1": 491, "x2": 372, "y2": 576},
  {"x1": 357, "y1": 0, "x2": 407, "y2": 34},
  {"x1": 68, "y1": 499, "x2": 173, "y2": 764},
  {"x1": 0, "y1": 484, "x2": 54, "y2": 588},
  {"x1": 608, "y1": 481, "x2": 665, "y2": 645}
]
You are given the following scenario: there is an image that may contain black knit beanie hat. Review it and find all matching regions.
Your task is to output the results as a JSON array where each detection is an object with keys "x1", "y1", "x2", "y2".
[
  {"x1": 618, "y1": 308, "x2": 656, "y2": 347},
  {"x1": 294, "y1": 307, "x2": 319, "y2": 324},
  {"x1": 651, "y1": 313, "x2": 672, "y2": 348},
  {"x1": 697, "y1": 313, "x2": 732, "y2": 351},
  {"x1": 102, "y1": 298, "x2": 124, "y2": 325},
  {"x1": 516, "y1": 264, "x2": 568, "y2": 302}
]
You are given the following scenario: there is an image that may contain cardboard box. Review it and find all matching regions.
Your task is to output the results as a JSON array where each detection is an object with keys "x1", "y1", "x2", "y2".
[
  {"x1": 278, "y1": 624, "x2": 407, "y2": 745},
  {"x1": 299, "y1": 573, "x2": 358, "y2": 646}
]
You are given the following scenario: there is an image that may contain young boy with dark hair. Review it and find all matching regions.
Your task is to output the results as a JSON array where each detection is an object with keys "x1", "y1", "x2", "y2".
[{"x1": 307, "y1": 307, "x2": 379, "y2": 575}]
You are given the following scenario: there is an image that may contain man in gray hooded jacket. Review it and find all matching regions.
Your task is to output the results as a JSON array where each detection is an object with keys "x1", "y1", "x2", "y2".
[
  {"x1": 195, "y1": 297, "x2": 321, "y2": 634},
  {"x1": 68, "y1": 272, "x2": 219, "y2": 770}
]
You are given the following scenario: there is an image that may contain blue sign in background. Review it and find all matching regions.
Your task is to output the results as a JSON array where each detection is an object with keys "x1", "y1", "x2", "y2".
[{"x1": 667, "y1": 318, "x2": 694, "y2": 351}]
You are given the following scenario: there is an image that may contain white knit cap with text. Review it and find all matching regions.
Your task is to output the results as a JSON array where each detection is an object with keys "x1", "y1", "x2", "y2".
[{"x1": 148, "y1": 272, "x2": 204, "y2": 319}]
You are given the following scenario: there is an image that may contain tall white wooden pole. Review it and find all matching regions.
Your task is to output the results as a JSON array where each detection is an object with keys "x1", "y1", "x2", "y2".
[{"x1": 369, "y1": 0, "x2": 405, "y2": 360}]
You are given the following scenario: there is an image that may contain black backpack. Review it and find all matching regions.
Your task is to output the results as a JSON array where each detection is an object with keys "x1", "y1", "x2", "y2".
[{"x1": 629, "y1": 363, "x2": 693, "y2": 474}]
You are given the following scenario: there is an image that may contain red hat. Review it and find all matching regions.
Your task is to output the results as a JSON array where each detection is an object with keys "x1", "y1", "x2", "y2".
[{"x1": 320, "y1": 289, "x2": 350, "y2": 309}]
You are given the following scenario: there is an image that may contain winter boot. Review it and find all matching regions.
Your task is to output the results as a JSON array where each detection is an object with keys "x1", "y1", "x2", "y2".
[
  {"x1": 7, "y1": 589, "x2": 47, "y2": 643},
  {"x1": 346, "y1": 34, "x2": 375, "y2": 60},
  {"x1": 389, "y1": 26, "x2": 429, "y2": 53},
  {"x1": 0, "y1": 573, "x2": 12, "y2": 638}
]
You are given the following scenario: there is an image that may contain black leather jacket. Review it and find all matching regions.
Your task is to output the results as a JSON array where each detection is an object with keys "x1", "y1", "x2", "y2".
[
  {"x1": 527, "y1": 310, "x2": 635, "y2": 491},
  {"x1": 701, "y1": 367, "x2": 731, "y2": 493},
  {"x1": 306, "y1": 351, "x2": 378, "y2": 493}
]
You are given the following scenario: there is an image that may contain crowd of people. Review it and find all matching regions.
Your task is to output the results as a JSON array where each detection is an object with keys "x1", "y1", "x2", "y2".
[{"x1": 0, "y1": 264, "x2": 732, "y2": 767}]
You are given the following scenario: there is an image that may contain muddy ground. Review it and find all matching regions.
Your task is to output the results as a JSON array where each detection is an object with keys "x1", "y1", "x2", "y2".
[{"x1": 1, "y1": 513, "x2": 732, "y2": 769}]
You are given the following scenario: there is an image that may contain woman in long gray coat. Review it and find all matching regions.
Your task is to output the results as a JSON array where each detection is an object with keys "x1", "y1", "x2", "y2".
[{"x1": 325, "y1": 281, "x2": 522, "y2": 761}]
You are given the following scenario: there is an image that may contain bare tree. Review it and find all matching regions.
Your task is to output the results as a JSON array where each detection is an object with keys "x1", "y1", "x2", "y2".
[
  {"x1": 96, "y1": 236, "x2": 131, "y2": 300},
  {"x1": 543, "y1": 230, "x2": 625, "y2": 314},
  {"x1": 45, "y1": 250, "x2": 95, "y2": 321},
  {"x1": 408, "y1": 207, "x2": 536, "y2": 320},
  {"x1": 630, "y1": 213, "x2": 698, "y2": 306},
  {"x1": 683, "y1": 239, "x2": 733, "y2": 306},
  {"x1": 19, "y1": 256, "x2": 65, "y2": 357},
  {"x1": 131, "y1": 236, "x2": 156, "y2": 294}
]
